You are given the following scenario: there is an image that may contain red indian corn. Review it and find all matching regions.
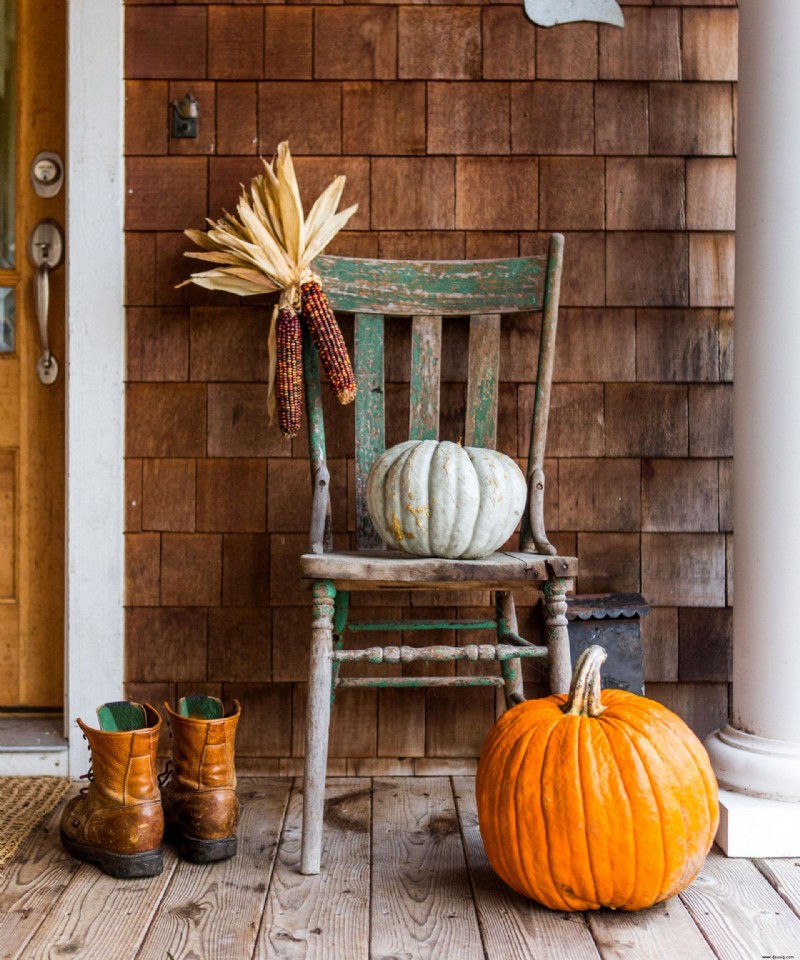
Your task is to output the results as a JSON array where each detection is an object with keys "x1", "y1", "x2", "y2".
[
  {"x1": 276, "y1": 306, "x2": 304, "y2": 438},
  {"x1": 301, "y1": 280, "x2": 356, "y2": 405}
]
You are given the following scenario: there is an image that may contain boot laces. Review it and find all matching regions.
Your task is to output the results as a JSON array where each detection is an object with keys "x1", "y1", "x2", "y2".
[
  {"x1": 79, "y1": 733, "x2": 94, "y2": 795},
  {"x1": 158, "y1": 758, "x2": 173, "y2": 789},
  {"x1": 158, "y1": 724, "x2": 174, "y2": 788}
]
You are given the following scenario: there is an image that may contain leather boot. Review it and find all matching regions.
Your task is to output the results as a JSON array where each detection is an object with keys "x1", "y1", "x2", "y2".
[
  {"x1": 161, "y1": 696, "x2": 241, "y2": 863},
  {"x1": 60, "y1": 701, "x2": 164, "y2": 878}
]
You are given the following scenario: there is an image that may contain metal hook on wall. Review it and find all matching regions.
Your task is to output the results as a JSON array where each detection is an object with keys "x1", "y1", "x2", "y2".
[{"x1": 171, "y1": 93, "x2": 199, "y2": 139}]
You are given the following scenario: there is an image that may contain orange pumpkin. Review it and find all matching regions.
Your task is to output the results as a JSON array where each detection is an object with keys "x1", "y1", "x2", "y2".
[{"x1": 476, "y1": 645, "x2": 719, "y2": 912}]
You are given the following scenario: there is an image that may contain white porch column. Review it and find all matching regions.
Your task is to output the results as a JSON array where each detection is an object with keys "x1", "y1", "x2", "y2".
[{"x1": 703, "y1": 0, "x2": 800, "y2": 857}]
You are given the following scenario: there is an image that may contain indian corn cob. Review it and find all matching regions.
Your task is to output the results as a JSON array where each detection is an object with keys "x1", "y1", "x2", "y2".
[
  {"x1": 275, "y1": 306, "x2": 304, "y2": 438},
  {"x1": 181, "y1": 143, "x2": 360, "y2": 431},
  {"x1": 301, "y1": 280, "x2": 356, "y2": 405}
]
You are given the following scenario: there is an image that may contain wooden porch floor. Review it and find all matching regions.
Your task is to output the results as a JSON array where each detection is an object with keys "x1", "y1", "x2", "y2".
[{"x1": 1, "y1": 778, "x2": 799, "y2": 959}]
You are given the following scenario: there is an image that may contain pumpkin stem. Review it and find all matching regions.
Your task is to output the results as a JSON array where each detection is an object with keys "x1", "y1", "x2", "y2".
[{"x1": 562, "y1": 645, "x2": 607, "y2": 717}]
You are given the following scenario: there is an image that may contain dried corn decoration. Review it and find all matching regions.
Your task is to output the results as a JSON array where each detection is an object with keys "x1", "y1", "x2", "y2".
[
  {"x1": 275, "y1": 307, "x2": 304, "y2": 437},
  {"x1": 301, "y1": 280, "x2": 356, "y2": 405},
  {"x1": 179, "y1": 142, "x2": 358, "y2": 438}
]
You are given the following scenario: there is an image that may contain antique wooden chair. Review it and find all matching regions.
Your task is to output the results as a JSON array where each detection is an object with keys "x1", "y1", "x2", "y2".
[{"x1": 299, "y1": 235, "x2": 576, "y2": 874}]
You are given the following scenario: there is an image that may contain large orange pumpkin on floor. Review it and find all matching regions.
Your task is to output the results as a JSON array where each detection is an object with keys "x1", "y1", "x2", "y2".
[{"x1": 476, "y1": 645, "x2": 719, "y2": 912}]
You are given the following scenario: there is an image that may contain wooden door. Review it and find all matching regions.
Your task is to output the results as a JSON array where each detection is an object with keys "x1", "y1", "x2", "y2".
[{"x1": 0, "y1": 0, "x2": 66, "y2": 709}]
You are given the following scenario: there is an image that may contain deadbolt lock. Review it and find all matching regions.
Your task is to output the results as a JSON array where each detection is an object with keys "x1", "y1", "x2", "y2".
[{"x1": 31, "y1": 151, "x2": 64, "y2": 198}]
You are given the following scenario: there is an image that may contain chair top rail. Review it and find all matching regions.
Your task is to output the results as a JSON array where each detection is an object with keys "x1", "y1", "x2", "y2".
[{"x1": 314, "y1": 255, "x2": 547, "y2": 316}]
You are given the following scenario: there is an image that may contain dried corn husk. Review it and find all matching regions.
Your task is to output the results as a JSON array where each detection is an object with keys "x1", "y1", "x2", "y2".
[{"x1": 180, "y1": 142, "x2": 358, "y2": 427}]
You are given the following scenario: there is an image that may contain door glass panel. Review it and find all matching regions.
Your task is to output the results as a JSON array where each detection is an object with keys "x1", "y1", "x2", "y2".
[
  {"x1": 0, "y1": 287, "x2": 14, "y2": 352},
  {"x1": 0, "y1": 0, "x2": 16, "y2": 268}
]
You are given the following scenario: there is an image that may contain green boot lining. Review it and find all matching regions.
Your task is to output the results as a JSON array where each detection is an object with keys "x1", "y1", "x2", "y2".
[
  {"x1": 179, "y1": 696, "x2": 223, "y2": 720},
  {"x1": 98, "y1": 701, "x2": 147, "y2": 732}
]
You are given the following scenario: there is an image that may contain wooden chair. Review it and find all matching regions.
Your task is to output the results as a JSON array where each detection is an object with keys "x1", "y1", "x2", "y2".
[{"x1": 299, "y1": 235, "x2": 576, "y2": 874}]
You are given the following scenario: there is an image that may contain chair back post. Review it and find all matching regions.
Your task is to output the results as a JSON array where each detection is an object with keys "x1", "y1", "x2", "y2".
[
  {"x1": 303, "y1": 325, "x2": 332, "y2": 554},
  {"x1": 520, "y1": 233, "x2": 564, "y2": 554}
]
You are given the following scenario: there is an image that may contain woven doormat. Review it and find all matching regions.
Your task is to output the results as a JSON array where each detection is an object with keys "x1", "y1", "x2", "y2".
[{"x1": 0, "y1": 776, "x2": 70, "y2": 867}]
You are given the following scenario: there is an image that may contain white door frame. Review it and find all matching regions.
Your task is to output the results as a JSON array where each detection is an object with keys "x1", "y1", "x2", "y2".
[{"x1": 65, "y1": 0, "x2": 126, "y2": 776}]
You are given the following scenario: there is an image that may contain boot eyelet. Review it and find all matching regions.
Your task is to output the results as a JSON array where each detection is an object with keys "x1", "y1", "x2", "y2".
[{"x1": 71, "y1": 818, "x2": 81, "y2": 828}]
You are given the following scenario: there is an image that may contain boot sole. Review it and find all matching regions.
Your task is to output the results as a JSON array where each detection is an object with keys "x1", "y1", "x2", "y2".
[
  {"x1": 169, "y1": 830, "x2": 237, "y2": 863},
  {"x1": 60, "y1": 830, "x2": 164, "y2": 878}
]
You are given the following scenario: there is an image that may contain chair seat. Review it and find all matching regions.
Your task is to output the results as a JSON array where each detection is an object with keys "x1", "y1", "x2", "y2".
[{"x1": 301, "y1": 549, "x2": 576, "y2": 590}]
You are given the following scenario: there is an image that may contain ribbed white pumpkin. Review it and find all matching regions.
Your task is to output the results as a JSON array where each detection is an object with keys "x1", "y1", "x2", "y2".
[{"x1": 366, "y1": 440, "x2": 527, "y2": 559}]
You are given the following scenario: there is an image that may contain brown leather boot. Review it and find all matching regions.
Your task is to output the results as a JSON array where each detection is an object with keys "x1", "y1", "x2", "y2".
[
  {"x1": 60, "y1": 701, "x2": 164, "y2": 878},
  {"x1": 161, "y1": 696, "x2": 241, "y2": 863}
]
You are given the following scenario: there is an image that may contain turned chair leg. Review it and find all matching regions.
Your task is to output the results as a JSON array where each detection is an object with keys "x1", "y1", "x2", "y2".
[
  {"x1": 543, "y1": 575, "x2": 571, "y2": 694},
  {"x1": 497, "y1": 591, "x2": 525, "y2": 708},
  {"x1": 301, "y1": 580, "x2": 336, "y2": 875}
]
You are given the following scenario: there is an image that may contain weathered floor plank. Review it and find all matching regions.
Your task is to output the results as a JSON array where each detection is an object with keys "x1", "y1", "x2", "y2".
[
  {"x1": 371, "y1": 777, "x2": 484, "y2": 960},
  {"x1": 680, "y1": 847, "x2": 800, "y2": 960},
  {"x1": 22, "y1": 847, "x2": 179, "y2": 960},
  {"x1": 257, "y1": 779, "x2": 371, "y2": 960},
  {"x1": 588, "y1": 899, "x2": 717, "y2": 960},
  {"x1": 134, "y1": 778, "x2": 291, "y2": 960},
  {"x1": 755, "y1": 857, "x2": 800, "y2": 919},
  {"x1": 452, "y1": 776, "x2": 601, "y2": 960},
  {"x1": 0, "y1": 785, "x2": 81, "y2": 959}
]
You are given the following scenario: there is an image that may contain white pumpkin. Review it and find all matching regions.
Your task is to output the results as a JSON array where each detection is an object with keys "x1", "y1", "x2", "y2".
[{"x1": 366, "y1": 440, "x2": 527, "y2": 559}]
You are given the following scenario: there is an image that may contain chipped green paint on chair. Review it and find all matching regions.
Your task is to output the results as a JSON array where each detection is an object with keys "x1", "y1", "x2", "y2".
[{"x1": 299, "y1": 235, "x2": 577, "y2": 874}]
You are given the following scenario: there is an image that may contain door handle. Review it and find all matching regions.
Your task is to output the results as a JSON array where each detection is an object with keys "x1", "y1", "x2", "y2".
[{"x1": 28, "y1": 219, "x2": 64, "y2": 385}]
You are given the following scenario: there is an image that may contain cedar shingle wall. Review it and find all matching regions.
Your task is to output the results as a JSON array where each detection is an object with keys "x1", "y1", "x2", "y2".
[{"x1": 123, "y1": 0, "x2": 736, "y2": 771}]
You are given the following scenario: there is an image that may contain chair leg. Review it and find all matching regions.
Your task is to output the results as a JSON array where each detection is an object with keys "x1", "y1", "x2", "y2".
[
  {"x1": 301, "y1": 580, "x2": 336, "y2": 875},
  {"x1": 543, "y1": 575, "x2": 572, "y2": 694},
  {"x1": 497, "y1": 591, "x2": 525, "y2": 708}
]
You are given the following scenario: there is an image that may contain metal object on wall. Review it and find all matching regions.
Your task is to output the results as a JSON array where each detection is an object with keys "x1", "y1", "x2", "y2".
[
  {"x1": 171, "y1": 93, "x2": 198, "y2": 139},
  {"x1": 523, "y1": 0, "x2": 624, "y2": 28},
  {"x1": 566, "y1": 593, "x2": 648, "y2": 695}
]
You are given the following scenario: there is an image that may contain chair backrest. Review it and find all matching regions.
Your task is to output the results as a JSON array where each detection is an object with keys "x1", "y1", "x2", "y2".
[{"x1": 305, "y1": 234, "x2": 565, "y2": 555}]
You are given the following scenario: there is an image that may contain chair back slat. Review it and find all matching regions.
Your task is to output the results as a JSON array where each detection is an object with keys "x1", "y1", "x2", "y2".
[
  {"x1": 354, "y1": 313, "x2": 385, "y2": 549},
  {"x1": 315, "y1": 256, "x2": 545, "y2": 316},
  {"x1": 409, "y1": 315, "x2": 442, "y2": 441},
  {"x1": 464, "y1": 314, "x2": 501, "y2": 449}
]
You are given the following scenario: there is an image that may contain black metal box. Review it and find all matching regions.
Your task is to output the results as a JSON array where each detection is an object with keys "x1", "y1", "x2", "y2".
[{"x1": 566, "y1": 593, "x2": 649, "y2": 695}]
